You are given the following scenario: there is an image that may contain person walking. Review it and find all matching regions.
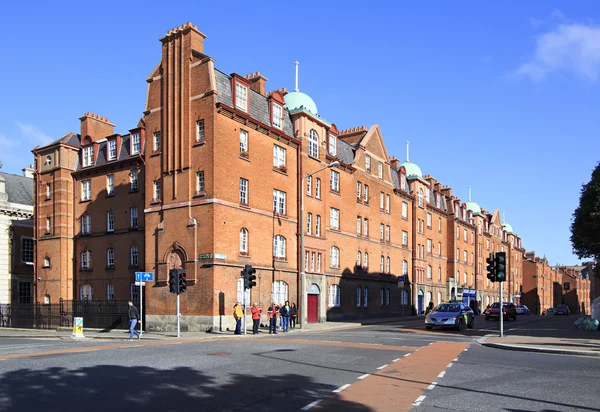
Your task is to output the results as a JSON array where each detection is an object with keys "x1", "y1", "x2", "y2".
[
  {"x1": 233, "y1": 302, "x2": 243, "y2": 335},
  {"x1": 251, "y1": 302, "x2": 261, "y2": 334},
  {"x1": 290, "y1": 303, "x2": 298, "y2": 329},
  {"x1": 128, "y1": 300, "x2": 141, "y2": 341},
  {"x1": 267, "y1": 303, "x2": 278, "y2": 334}
]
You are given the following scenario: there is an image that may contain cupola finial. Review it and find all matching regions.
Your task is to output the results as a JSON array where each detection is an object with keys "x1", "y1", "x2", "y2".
[
  {"x1": 406, "y1": 141, "x2": 410, "y2": 162},
  {"x1": 502, "y1": 209, "x2": 506, "y2": 224},
  {"x1": 294, "y1": 61, "x2": 300, "y2": 92},
  {"x1": 468, "y1": 186, "x2": 472, "y2": 202}
]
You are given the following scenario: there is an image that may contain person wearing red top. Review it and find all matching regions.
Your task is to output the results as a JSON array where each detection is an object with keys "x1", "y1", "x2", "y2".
[{"x1": 251, "y1": 302, "x2": 262, "y2": 334}]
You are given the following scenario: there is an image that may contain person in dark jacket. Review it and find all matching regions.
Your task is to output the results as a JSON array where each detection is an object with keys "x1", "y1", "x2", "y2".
[
  {"x1": 128, "y1": 300, "x2": 141, "y2": 341},
  {"x1": 290, "y1": 303, "x2": 298, "y2": 329}
]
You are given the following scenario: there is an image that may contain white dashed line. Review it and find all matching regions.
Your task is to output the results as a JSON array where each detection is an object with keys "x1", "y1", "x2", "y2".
[
  {"x1": 413, "y1": 395, "x2": 426, "y2": 406},
  {"x1": 300, "y1": 399, "x2": 322, "y2": 410},
  {"x1": 357, "y1": 374, "x2": 370, "y2": 380},
  {"x1": 426, "y1": 382, "x2": 437, "y2": 390},
  {"x1": 377, "y1": 364, "x2": 389, "y2": 370},
  {"x1": 392, "y1": 358, "x2": 401, "y2": 362},
  {"x1": 438, "y1": 371, "x2": 446, "y2": 378},
  {"x1": 333, "y1": 384, "x2": 351, "y2": 393},
  {"x1": 447, "y1": 363, "x2": 453, "y2": 368}
]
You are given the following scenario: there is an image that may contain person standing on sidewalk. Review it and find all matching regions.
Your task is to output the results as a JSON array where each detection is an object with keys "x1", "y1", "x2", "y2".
[
  {"x1": 290, "y1": 303, "x2": 298, "y2": 329},
  {"x1": 281, "y1": 301, "x2": 291, "y2": 332},
  {"x1": 251, "y1": 302, "x2": 261, "y2": 334},
  {"x1": 128, "y1": 300, "x2": 141, "y2": 341},
  {"x1": 267, "y1": 303, "x2": 278, "y2": 334},
  {"x1": 233, "y1": 302, "x2": 243, "y2": 335}
]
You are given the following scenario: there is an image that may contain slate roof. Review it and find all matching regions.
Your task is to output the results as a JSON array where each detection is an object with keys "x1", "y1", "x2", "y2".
[
  {"x1": 215, "y1": 70, "x2": 295, "y2": 137},
  {"x1": 0, "y1": 173, "x2": 33, "y2": 206},
  {"x1": 76, "y1": 134, "x2": 140, "y2": 171},
  {"x1": 336, "y1": 139, "x2": 355, "y2": 166},
  {"x1": 37, "y1": 132, "x2": 81, "y2": 150}
]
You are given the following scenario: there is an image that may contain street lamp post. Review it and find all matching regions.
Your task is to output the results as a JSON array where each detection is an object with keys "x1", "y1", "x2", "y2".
[{"x1": 299, "y1": 160, "x2": 339, "y2": 329}]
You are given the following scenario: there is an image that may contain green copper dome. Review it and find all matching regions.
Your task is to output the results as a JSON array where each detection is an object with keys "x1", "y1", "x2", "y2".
[
  {"x1": 399, "y1": 161, "x2": 423, "y2": 179},
  {"x1": 502, "y1": 223, "x2": 513, "y2": 234},
  {"x1": 466, "y1": 201, "x2": 482, "y2": 215},
  {"x1": 284, "y1": 91, "x2": 318, "y2": 115}
]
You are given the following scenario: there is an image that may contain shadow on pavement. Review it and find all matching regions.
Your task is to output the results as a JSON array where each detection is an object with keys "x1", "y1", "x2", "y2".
[{"x1": 0, "y1": 365, "x2": 373, "y2": 412}]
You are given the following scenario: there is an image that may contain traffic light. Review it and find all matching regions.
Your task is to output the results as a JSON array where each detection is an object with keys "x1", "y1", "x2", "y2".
[
  {"x1": 245, "y1": 265, "x2": 257, "y2": 289},
  {"x1": 494, "y1": 252, "x2": 506, "y2": 282},
  {"x1": 169, "y1": 269, "x2": 177, "y2": 293},
  {"x1": 178, "y1": 270, "x2": 187, "y2": 293},
  {"x1": 241, "y1": 269, "x2": 248, "y2": 290},
  {"x1": 486, "y1": 253, "x2": 496, "y2": 282}
]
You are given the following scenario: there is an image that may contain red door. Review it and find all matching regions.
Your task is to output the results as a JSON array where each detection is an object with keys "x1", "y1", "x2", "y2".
[{"x1": 307, "y1": 294, "x2": 319, "y2": 323}]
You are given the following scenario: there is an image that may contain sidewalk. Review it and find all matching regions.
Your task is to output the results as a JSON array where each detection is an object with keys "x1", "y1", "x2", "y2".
[{"x1": 0, "y1": 315, "x2": 419, "y2": 341}]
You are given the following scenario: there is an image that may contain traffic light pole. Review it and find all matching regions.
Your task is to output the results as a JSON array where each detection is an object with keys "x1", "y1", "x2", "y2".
[
  {"x1": 176, "y1": 293, "x2": 181, "y2": 338},
  {"x1": 500, "y1": 283, "x2": 503, "y2": 338}
]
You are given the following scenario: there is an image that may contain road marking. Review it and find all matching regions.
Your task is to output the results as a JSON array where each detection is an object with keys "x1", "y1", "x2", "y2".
[
  {"x1": 447, "y1": 363, "x2": 453, "y2": 368},
  {"x1": 333, "y1": 384, "x2": 351, "y2": 393},
  {"x1": 438, "y1": 371, "x2": 446, "y2": 378},
  {"x1": 357, "y1": 374, "x2": 370, "y2": 380},
  {"x1": 392, "y1": 358, "x2": 401, "y2": 362},
  {"x1": 377, "y1": 364, "x2": 389, "y2": 370},
  {"x1": 426, "y1": 382, "x2": 437, "y2": 390},
  {"x1": 300, "y1": 399, "x2": 322, "y2": 410},
  {"x1": 413, "y1": 395, "x2": 426, "y2": 406}
]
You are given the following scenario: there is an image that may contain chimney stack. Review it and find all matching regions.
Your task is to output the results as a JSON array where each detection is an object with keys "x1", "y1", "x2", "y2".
[
  {"x1": 389, "y1": 156, "x2": 399, "y2": 170},
  {"x1": 22, "y1": 165, "x2": 34, "y2": 178},
  {"x1": 79, "y1": 113, "x2": 115, "y2": 142},
  {"x1": 245, "y1": 72, "x2": 268, "y2": 97}
]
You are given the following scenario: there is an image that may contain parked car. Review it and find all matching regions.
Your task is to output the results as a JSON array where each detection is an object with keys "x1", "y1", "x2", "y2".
[
  {"x1": 516, "y1": 305, "x2": 530, "y2": 315},
  {"x1": 544, "y1": 307, "x2": 555, "y2": 315},
  {"x1": 485, "y1": 302, "x2": 517, "y2": 321},
  {"x1": 425, "y1": 303, "x2": 474, "y2": 331},
  {"x1": 554, "y1": 304, "x2": 571, "y2": 316}
]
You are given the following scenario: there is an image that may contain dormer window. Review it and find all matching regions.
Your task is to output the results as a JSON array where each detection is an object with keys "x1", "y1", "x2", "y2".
[
  {"x1": 235, "y1": 82, "x2": 248, "y2": 112},
  {"x1": 309, "y1": 130, "x2": 319, "y2": 158},
  {"x1": 108, "y1": 140, "x2": 117, "y2": 161},
  {"x1": 272, "y1": 103, "x2": 283, "y2": 129},
  {"x1": 131, "y1": 133, "x2": 141, "y2": 155},
  {"x1": 328, "y1": 134, "x2": 337, "y2": 156},
  {"x1": 82, "y1": 146, "x2": 93, "y2": 167},
  {"x1": 400, "y1": 175, "x2": 406, "y2": 191}
]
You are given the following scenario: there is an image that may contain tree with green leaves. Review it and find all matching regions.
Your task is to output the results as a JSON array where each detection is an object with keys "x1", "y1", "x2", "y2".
[{"x1": 570, "y1": 162, "x2": 600, "y2": 277}]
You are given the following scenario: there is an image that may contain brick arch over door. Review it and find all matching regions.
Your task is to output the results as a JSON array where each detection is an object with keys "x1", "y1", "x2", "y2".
[{"x1": 158, "y1": 243, "x2": 189, "y2": 283}]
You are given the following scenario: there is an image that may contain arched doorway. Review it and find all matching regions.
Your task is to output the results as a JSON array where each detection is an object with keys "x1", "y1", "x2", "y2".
[
  {"x1": 307, "y1": 283, "x2": 320, "y2": 323},
  {"x1": 418, "y1": 289, "x2": 424, "y2": 315}
]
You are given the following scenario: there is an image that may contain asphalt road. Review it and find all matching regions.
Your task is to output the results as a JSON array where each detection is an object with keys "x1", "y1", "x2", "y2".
[{"x1": 0, "y1": 315, "x2": 597, "y2": 412}]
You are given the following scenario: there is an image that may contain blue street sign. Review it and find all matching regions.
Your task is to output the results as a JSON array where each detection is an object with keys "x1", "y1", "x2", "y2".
[
  {"x1": 397, "y1": 275, "x2": 405, "y2": 282},
  {"x1": 135, "y1": 272, "x2": 154, "y2": 281}
]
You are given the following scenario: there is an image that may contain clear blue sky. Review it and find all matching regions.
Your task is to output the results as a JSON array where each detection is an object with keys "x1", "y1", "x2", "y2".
[{"x1": 1, "y1": 1, "x2": 599, "y2": 266}]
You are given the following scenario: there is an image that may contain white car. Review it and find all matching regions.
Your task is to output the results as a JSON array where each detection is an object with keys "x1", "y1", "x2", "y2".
[{"x1": 516, "y1": 305, "x2": 530, "y2": 315}]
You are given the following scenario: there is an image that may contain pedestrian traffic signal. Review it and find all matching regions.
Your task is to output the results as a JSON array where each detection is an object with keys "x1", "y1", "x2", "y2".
[
  {"x1": 245, "y1": 264, "x2": 257, "y2": 289},
  {"x1": 241, "y1": 269, "x2": 248, "y2": 289},
  {"x1": 178, "y1": 270, "x2": 187, "y2": 293},
  {"x1": 486, "y1": 253, "x2": 496, "y2": 282},
  {"x1": 169, "y1": 269, "x2": 177, "y2": 293},
  {"x1": 494, "y1": 252, "x2": 506, "y2": 282}
]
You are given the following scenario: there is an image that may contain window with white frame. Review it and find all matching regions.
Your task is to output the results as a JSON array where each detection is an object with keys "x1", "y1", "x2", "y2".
[
  {"x1": 153, "y1": 132, "x2": 161, "y2": 152},
  {"x1": 364, "y1": 184, "x2": 369, "y2": 203},
  {"x1": 402, "y1": 231, "x2": 408, "y2": 246},
  {"x1": 364, "y1": 287, "x2": 369, "y2": 307},
  {"x1": 196, "y1": 120, "x2": 205, "y2": 142},
  {"x1": 130, "y1": 207, "x2": 138, "y2": 229},
  {"x1": 464, "y1": 229, "x2": 468, "y2": 241},
  {"x1": 356, "y1": 287, "x2": 361, "y2": 307},
  {"x1": 240, "y1": 228, "x2": 248, "y2": 254},
  {"x1": 330, "y1": 246, "x2": 339, "y2": 268},
  {"x1": 357, "y1": 251, "x2": 362, "y2": 267},
  {"x1": 306, "y1": 175, "x2": 312, "y2": 196},
  {"x1": 365, "y1": 154, "x2": 371, "y2": 172},
  {"x1": 273, "y1": 235, "x2": 286, "y2": 259},
  {"x1": 81, "y1": 180, "x2": 91, "y2": 201},
  {"x1": 328, "y1": 134, "x2": 337, "y2": 156},
  {"x1": 107, "y1": 211, "x2": 114, "y2": 232},
  {"x1": 130, "y1": 245, "x2": 138, "y2": 266},
  {"x1": 153, "y1": 180, "x2": 161, "y2": 201},
  {"x1": 81, "y1": 215, "x2": 91, "y2": 234},
  {"x1": 386, "y1": 225, "x2": 390, "y2": 242},
  {"x1": 418, "y1": 189, "x2": 424, "y2": 207},
  {"x1": 196, "y1": 171, "x2": 205, "y2": 193},
  {"x1": 426, "y1": 189, "x2": 430, "y2": 204},
  {"x1": 272, "y1": 103, "x2": 283, "y2": 129},
  {"x1": 438, "y1": 267, "x2": 442, "y2": 281},
  {"x1": 80, "y1": 284, "x2": 92, "y2": 300},
  {"x1": 386, "y1": 194, "x2": 390, "y2": 213},
  {"x1": 307, "y1": 213, "x2": 312, "y2": 235},
  {"x1": 81, "y1": 250, "x2": 92, "y2": 270},
  {"x1": 363, "y1": 252, "x2": 369, "y2": 268},
  {"x1": 21, "y1": 238, "x2": 34, "y2": 264},
  {"x1": 236, "y1": 83, "x2": 248, "y2": 112},
  {"x1": 240, "y1": 178, "x2": 249, "y2": 205},
  {"x1": 237, "y1": 278, "x2": 250, "y2": 303},
  {"x1": 356, "y1": 216, "x2": 362, "y2": 235},
  {"x1": 45, "y1": 217, "x2": 51, "y2": 233},
  {"x1": 46, "y1": 183, "x2": 51, "y2": 199},
  {"x1": 380, "y1": 223, "x2": 384, "y2": 241},
  {"x1": 239, "y1": 129, "x2": 248, "y2": 155},
  {"x1": 380, "y1": 192, "x2": 384, "y2": 210},
  {"x1": 438, "y1": 242, "x2": 441, "y2": 256},
  {"x1": 363, "y1": 218, "x2": 369, "y2": 237},
  {"x1": 131, "y1": 133, "x2": 141, "y2": 155},
  {"x1": 330, "y1": 208, "x2": 340, "y2": 230},
  {"x1": 378, "y1": 162, "x2": 383, "y2": 179},
  {"x1": 311, "y1": 252, "x2": 315, "y2": 272},
  {"x1": 82, "y1": 146, "x2": 93, "y2": 167},
  {"x1": 328, "y1": 285, "x2": 340, "y2": 307},
  {"x1": 107, "y1": 248, "x2": 114, "y2": 268},
  {"x1": 107, "y1": 174, "x2": 114, "y2": 196},
  {"x1": 386, "y1": 257, "x2": 390, "y2": 273},
  {"x1": 357, "y1": 182, "x2": 362, "y2": 200},
  {"x1": 401, "y1": 174, "x2": 407, "y2": 191},
  {"x1": 380, "y1": 255, "x2": 385, "y2": 272},
  {"x1": 315, "y1": 215, "x2": 321, "y2": 236},
  {"x1": 427, "y1": 239, "x2": 432, "y2": 253},
  {"x1": 317, "y1": 253, "x2": 322, "y2": 272},
  {"x1": 106, "y1": 283, "x2": 114, "y2": 300},
  {"x1": 380, "y1": 288, "x2": 384, "y2": 306},
  {"x1": 438, "y1": 217, "x2": 442, "y2": 232},
  {"x1": 402, "y1": 202, "x2": 408, "y2": 219},
  {"x1": 108, "y1": 140, "x2": 117, "y2": 160},
  {"x1": 271, "y1": 280, "x2": 288, "y2": 305},
  {"x1": 273, "y1": 145, "x2": 286, "y2": 169},
  {"x1": 309, "y1": 130, "x2": 319, "y2": 158},
  {"x1": 315, "y1": 178, "x2": 321, "y2": 199},
  {"x1": 273, "y1": 189, "x2": 286, "y2": 214},
  {"x1": 402, "y1": 260, "x2": 408, "y2": 276},
  {"x1": 330, "y1": 170, "x2": 340, "y2": 192},
  {"x1": 428, "y1": 265, "x2": 432, "y2": 279},
  {"x1": 130, "y1": 169, "x2": 138, "y2": 191},
  {"x1": 427, "y1": 213, "x2": 432, "y2": 228},
  {"x1": 464, "y1": 250, "x2": 468, "y2": 263}
]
